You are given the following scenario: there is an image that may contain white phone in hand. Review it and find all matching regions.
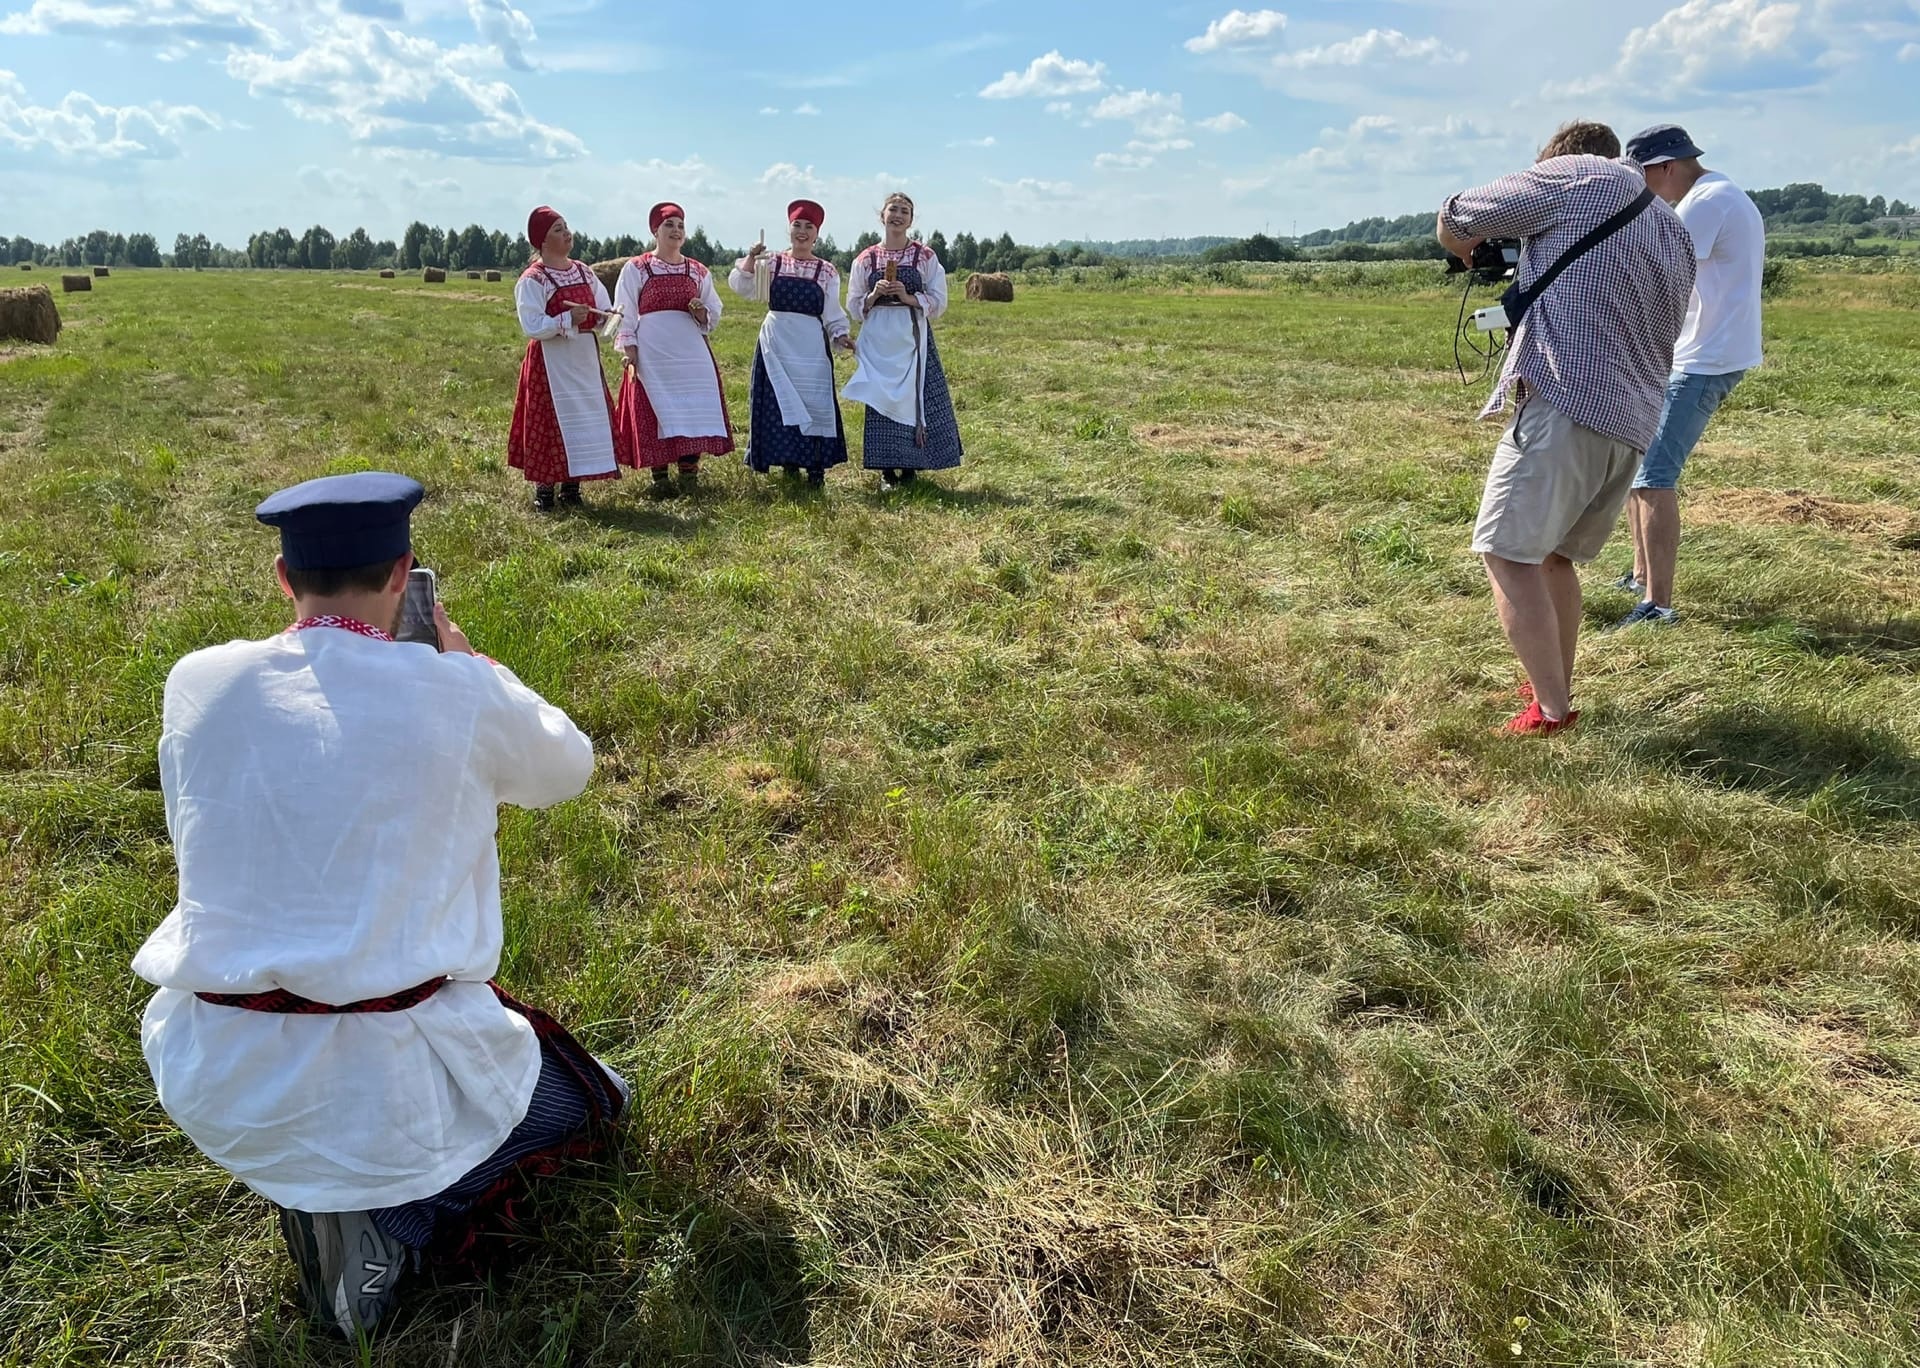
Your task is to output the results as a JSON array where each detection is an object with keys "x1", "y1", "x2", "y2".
[{"x1": 396, "y1": 566, "x2": 441, "y2": 649}]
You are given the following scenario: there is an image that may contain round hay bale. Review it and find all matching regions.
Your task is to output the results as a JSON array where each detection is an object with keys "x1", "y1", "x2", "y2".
[
  {"x1": 965, "y1": 272, "x2": 1014, "y2": 302},
  {"x1": 484, "y1": 270, "x2": 501, "y2": 283},
  {"x1": 589, "y1": 258, "x2": 627, "y2": 294},
  {"x1": 0, "y1": 284, "x2": 62, "y2": 344},
  {"x1": 93, "y1": 266, "x2": 110, "y2": 278},
  {"x1": 423, "y1": 267, "x2": 447, "y2": 283},
  {"x1": 17, "y1": 262, "x2": 31, "y2": 271},
  {"x1": 379, "y1": 269, "x2": 396, "y2": 279},
  {"x1": 61, "y1": 273, "x2": 93, "y2": 294},
  {"x1": 465, "y1": 270, "x2": 482, "y2": 279}
]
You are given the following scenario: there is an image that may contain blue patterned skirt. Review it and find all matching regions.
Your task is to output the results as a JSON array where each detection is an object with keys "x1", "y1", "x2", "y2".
[{"x1": 860, "y1": 334, "x2": 962, "y2": 471}]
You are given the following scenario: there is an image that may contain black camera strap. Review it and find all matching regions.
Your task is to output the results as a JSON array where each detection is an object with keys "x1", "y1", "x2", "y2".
[{"x1": 1501, "y1": 186, "x2": 1656, "y2": 325}]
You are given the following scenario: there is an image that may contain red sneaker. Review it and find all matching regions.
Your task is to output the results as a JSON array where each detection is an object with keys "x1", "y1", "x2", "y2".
[{"x1": 1500, "y1": 701, "x2": 1579, "y2": 736}]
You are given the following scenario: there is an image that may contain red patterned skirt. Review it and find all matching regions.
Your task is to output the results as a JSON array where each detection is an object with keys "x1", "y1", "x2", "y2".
[
  {"x1": 613, "y1": 360, "x2": 736, "y2": 469},
  {"x1": 507, "y1": 339, "x2": 628, "y2": 485}
]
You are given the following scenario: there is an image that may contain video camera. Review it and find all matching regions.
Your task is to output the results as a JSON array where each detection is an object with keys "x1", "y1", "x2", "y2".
[
  {"x1": 1449, "y1": 238, "x2": 1522, "y2": 382},
  {"x1": 1445, "y1": 238, "x2": 1521, "y2": 287}
]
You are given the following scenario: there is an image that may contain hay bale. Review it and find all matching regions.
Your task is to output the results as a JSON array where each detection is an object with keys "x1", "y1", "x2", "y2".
[
  {"x1": 92, "y1": 266, "x2": 110, "y2": 278},
  {"x1": 589, "y1": 258, "x2": 627, "y2": 294},
  {"x1": 0, "y1": 285, "x2": 61, "y2": 344},
  {"x1": 17, "y1": 262, "x2": 31, "y2": 270},
  {"x1": 379, "y1": 269, "x2": 396, "y2": 279},
  {"x1": 423, "y1": 267, "x2": 447, "y2": 283},
  {"x1": 965, "y1": 272, "x2": 1014, "y2": 302},
  {"x1": 465, "y1": 270, "x2": 482, "y2": 279},
  {"x1": 61, "y1": 274, "x2": 92, "y2": 293},
  {"x1": 484, "y1": 270, "x2": 501, "y2": 282}
]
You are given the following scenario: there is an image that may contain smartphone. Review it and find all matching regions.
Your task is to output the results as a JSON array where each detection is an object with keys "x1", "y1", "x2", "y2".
[{"x1": 396, "y1": 566, "x2": 441, "y2": 650}]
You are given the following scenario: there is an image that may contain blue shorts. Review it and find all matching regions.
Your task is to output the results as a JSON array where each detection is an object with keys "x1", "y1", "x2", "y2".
[{"x1": 1632, "y1": 369, "x2": 1746, "y2": 490}]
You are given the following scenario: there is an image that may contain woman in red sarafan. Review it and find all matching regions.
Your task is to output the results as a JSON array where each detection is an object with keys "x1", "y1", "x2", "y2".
[
  {"x1": 507, "y1": 205, "x2": 626, "y2": 511},
  {"x1": 613, "y1": 201, "x2": 735, "y2": 495}
]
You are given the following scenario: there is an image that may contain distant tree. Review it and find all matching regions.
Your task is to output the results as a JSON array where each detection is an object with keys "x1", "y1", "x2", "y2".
[
  {"x1": 950, "y1": 231, "x2": 978, "y2": 269},
  {"x1": 297, "y1": 225, "x2": 334, "y2": 270},
  {"x1": 425, "y1": 227, "x2": 445, "y2": 267},
  {"x1": 850, "y1": 230, "x2": 880, "y2": 261},
  {"x1": 126, "y1": 233, "x2": 161, "y2": 267},
  {"x1": 7, "y1": 236, "x2": 31, "y2": 265},
  {"x1": 926, "y1": 229, "x2": 948, "y2": 260},
  {"x1": 400, "y1": 221, "x2": 429, "y2": 270},
  {"x1": 341, "y1": 227, "x2": 375, "y2": 271},
  {"x1": 458, "y1": 224, "x2": 493, "y2": 269},
  {"x1": 441, "y1": 225, "x2": 461, "y2": 268},
  {"x1": 109, "y1": 232, "x2": 128, "y2": 265},
  {"x1": 487, "y1": 229, "x2": 511, "y2": 267}
]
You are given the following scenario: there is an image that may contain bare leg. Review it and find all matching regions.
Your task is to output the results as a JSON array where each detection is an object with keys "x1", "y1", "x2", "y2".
[
  {"x1": 1542, "y1": 553, "x2": 1582, "y2": 687},
  {"x1": 1637, "y1": 488, "x2": 1681, "y2": 608},
  {"x1": 1484, "y1": 553, "x2": 1574, "y2": 720},
  {"x1": 1626, "y1": 492, "x2": 1649, "y2": 584}
]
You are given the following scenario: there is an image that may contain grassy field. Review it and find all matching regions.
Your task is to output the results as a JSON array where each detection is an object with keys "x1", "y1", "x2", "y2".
[{"x1": 1, "y1": 262, "x2": 1916, "y2": 1367}]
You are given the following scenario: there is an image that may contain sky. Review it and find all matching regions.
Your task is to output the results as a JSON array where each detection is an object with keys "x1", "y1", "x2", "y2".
[{"x1": 3, "y1": 0, "x2": 1918, "y2": 248}]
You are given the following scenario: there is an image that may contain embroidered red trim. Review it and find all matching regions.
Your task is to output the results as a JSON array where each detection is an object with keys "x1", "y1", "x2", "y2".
[
  {"x1": 288, "y1": 615, "x2": 395, "y2": 642},
  {"x1": 195, "y1": 976, "x2": 448, "y2": 1014}
]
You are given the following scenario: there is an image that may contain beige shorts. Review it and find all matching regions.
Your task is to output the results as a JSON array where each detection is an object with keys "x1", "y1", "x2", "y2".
[{"x1": 1472, "y1": 398, "x2": 1644, "y2": 565}]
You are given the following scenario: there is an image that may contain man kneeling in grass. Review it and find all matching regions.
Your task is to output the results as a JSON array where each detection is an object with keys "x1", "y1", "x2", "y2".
[
  {"x1": 1438, "y1": 121, "x2": 1695, "y2": 734},
  {"x1": 132, "y1": 473, "x2": 627, "y2": 1338}
]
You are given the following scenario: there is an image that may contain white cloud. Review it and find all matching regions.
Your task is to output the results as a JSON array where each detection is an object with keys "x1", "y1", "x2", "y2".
[
  {"x1": 1903, "y1": 41, "x2": 1920, "y2": 60},
  {"x1": 759, "y1": 105, "x2": 779, "y2": 115},
  {"x1": 794, "y1": 101, "x2": 821, "y2": 115},
  {"x1": 759, "y1": 161, "x2": 818, "y2": 189},
  {"x1": 466, "y1": 0, "x2": 534, "y2": 70},
  {"x1": 1044, "y1": 100, "x2": 1074, "y2": 116},
  {"x1": 0, "y1": 0, "x2": 276, "y2": 48},
  {"x1": 1553, "y1": 0, "x2": 1818, "y2": 96},
  {"x1": 1090, "y1": 88, "x2": 1188, "y2": 141},
  {"x1": 226, "y1": 13, "x2": 584, "y2": 162},
  {"x1": 0, "y1": 75, "x2": 220, "y2": 158},
  {"x1": 979, "y1": 50, "x2": 1107, "y2": 98},
  {"x1": 1127, "y1": 136, "x2": 1193, "y2": 153},
  {"x1": 1281, "y1": 113, "x2": 1517, "y2": 177},
  {"x1": 1199, "y1": 111, "x2": 1248, "y2": 133},
  {"x1": 1273, "y1": 28, "x2": 1466, "y2": 69},
  {"x1": 948, "y1": 135, "x2": 997, "y2": 147},
  {"x1": 1185, "y1": 9, "x2": 1288, "y2": 53},
  {"x1": 1094, "y1": 151, "x2": 1154, "y2": 171},
  {"x1": 985, "y1": 175, "x2": 1077, "y2": 202}
]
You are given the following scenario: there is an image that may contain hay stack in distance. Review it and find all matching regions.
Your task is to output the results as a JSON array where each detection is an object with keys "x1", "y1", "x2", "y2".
[
  {"x1": 379, "y1": 269, "x2": 396, "y2": 279},
  {"x1": 589, "y1": 258, "x2": 625, "y2": 294},
  {"x1": 966, "y1": 272, "x2": 1014, "y2": 302},
  {"x1": 61, "y1": 274, "x2": 92, "y2": 293},
  {"x1": 0, "y1": 285, "x2": 61, "y2": 344},
  {"x1": 17, "y1": 262, "x2": 31, "y2": 271},
  {"x1": 92, "y1": 266, "x2": 110, "y2": 278},
  {"x1": 465, "y1": 270, "x2": 482, "y2": 279},
  {"x1": 423, "y1": 267, "x2": 447, "y2": 283},
  {"x1": 484, "y1": 270, "x2": 501, "y2": 282}
]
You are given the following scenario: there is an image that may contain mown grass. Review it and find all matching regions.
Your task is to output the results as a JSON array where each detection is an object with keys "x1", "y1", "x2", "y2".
[{"x1": 1, "y1": 264, "x2": 1916, "y2": 1366}]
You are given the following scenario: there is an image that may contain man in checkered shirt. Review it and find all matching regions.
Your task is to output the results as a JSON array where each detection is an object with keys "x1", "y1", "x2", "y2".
[{"x1": 1438, "y1": 121, "x2": 1696, "y2": 736}]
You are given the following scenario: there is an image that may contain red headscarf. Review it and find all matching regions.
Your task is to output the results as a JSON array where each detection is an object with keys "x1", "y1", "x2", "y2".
[
  {"x1": 527, "y1": 205, "x2": 562, "y2": 250},
  {"x1": 787, "y1": 199, "x2": 826, "y2": 228},
  {"x1": 649, "y1": 202, "x2": 684, "y2": 234}
]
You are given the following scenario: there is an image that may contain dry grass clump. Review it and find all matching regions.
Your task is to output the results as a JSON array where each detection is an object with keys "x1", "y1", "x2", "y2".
[
  {"x1": 1694, "y1": 487, "x2": 1918, "y2": 538},
  {"x1": 422, "y1": 267, "x2": 447, "y2": 283},
  {"x1": 60, "y1": 274, "x2": 91, "y2": 294},
  {"x1": 967, "y1": 272, "x2": 1015, "y2": 302},
  {"x1": 0, "y1": 285, "x2": 60, "y2": 344}
]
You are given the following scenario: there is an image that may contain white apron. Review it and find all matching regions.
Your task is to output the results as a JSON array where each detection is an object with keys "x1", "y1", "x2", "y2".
[
  {"x1": 843, "y1": 305, "x2": 926, "y2": 430},
  {"x1": 635, "y1": 312, "x2": 728, "y2": 438},
  {"x1": 759, "y1": 311, "x2": 840, "y2": 438},
  {"x1": 539, "y1": 332, "x2": 617, "y2": 478}
]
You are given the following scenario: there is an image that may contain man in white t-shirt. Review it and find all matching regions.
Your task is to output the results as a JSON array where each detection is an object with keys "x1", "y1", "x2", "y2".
[{"x1": 1612, "y1": 124, "x2": 1766, "y2": 627}]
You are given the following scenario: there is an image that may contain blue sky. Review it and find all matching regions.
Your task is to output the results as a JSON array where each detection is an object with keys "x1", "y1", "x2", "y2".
[{"x1": 3, "y1": 0, "x2": 1917, "y2": 247}]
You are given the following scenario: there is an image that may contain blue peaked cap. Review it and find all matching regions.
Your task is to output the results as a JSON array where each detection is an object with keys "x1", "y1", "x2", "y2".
[{"x1": 254, "y1": 472, "x2": 424, "y2": 570}]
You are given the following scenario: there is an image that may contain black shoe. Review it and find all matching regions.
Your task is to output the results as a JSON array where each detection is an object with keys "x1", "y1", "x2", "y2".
[
  {"x1": 898, "y1": 469, "x2": 918, "y2": 485},
  {"x1": 278, "y1": 1206, "x2": 411, "y2": 1339},
  {"x1": 558, "y1": 482, "x2": 582, "y2": 506},
  {"x1": 533, "y1": 484, "x2": 556, "y2": 511},
  {"x1": 651, "y1": 467, "x2": 672, "y2": 486},
  {"x1": 679, "y1": 467, "x2": 699, "y2": 491},
  {"x1": 784, "y1": 465, "x2": 801, "y2": 479},
  {"x1": 806, "y1": 468, "x2": 825, "y2": 487}
]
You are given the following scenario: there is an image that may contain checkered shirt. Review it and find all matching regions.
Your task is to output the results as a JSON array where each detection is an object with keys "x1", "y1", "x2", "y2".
[{"x1": 1442, "y1": 155, "x2": 1697, "y2": 451}]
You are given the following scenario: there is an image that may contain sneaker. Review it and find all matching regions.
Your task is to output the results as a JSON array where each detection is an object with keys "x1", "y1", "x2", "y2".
[
  {"x1": 1612, "y1": 569, "x2": 1646, "y2": 594},
  {"x1": 1611, "y1": 601, "x2": 1678, "y2": 630},
  {"x1": 879, "y1": 475, "x2": 901, "y2": 493},
  {"x1": 278, "y1": 1206, "x2": 411, "y2": 1338},
  {"x1": 557, "y1": 482, "x2": 582, "y2": 506},
  {"x1": 533, "y1": 484, "x2": 555, "y2": 511},
  {"x1": 1500, "y1": 701, "x2": 1580, "y2": 737}
]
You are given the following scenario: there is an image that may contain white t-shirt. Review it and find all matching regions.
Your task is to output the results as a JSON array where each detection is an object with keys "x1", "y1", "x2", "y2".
[
  {"x1": 1672, "y1": 171, "x2": 1765, "y2": 375},
  {"x1": 134, "y1": 627, "x2": 595, "y2": 1212}
]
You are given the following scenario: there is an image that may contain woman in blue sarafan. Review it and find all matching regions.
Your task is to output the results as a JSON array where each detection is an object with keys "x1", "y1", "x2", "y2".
[
  {"x1": 727, "y1": 198, "x2": 855, "y2": 486},
  {"x1": 843, "y1": 192, "x2": 964, "y2": 492}
]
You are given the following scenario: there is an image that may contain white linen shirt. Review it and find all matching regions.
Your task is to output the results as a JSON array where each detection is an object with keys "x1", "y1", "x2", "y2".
[{"x1": 133, "y1": 626, "x2": 594, "y2": 1213}]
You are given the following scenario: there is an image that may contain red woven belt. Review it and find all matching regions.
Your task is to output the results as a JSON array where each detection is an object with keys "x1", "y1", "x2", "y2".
[{"x1": 194, "y1": 976, "x2": 449, "y2": 1014}]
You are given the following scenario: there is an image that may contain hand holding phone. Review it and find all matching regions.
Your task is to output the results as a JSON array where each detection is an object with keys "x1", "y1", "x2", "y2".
[{"x1": 396, "y1": 566, "x2": 442, "y2": 650}]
